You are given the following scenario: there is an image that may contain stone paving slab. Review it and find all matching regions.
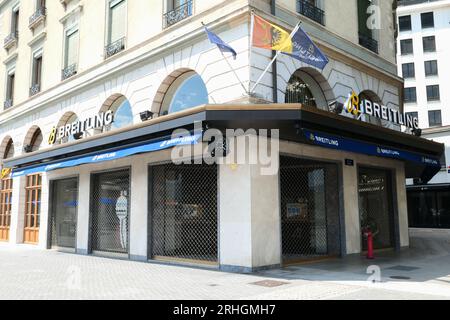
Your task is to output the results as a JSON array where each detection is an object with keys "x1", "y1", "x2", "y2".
[{"x1": 0, "y1": 241, "x2": 450, "y2": 300}]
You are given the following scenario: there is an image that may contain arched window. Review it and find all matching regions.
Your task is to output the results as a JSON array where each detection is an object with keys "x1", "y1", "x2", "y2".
[
  {"x1": 106, "y1": 96, "x2": 133, "y2": 132},
  {"x1": 285, "y1": 70, "x2": 327, "y2": 109},
  {"x1": 23, "y1": 127, "x2": 43, "y2": 153},
  {"x1": 4, "y1": 139, "x2": 14, "y2": 159},
  {"x1": 359, "y1": 91, "x2": 382, "y2": 126},
  {"x1": 161, "y1": 71, "x2": 209, "y2": 115},
  {"x1": 30, "y1": 128, "x2": 43, "y2": 152},
  {"x1": 56, "y1": 113, "x2": 80, "y2": 144}
]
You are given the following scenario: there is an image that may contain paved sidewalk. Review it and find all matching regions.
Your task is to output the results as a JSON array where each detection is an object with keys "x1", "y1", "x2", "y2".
[{"x1": 0, "y1": 229, "x2": 449, "y2": 300}]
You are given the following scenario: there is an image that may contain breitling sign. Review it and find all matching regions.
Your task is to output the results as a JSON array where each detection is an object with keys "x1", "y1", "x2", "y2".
[
  {"x1": 48, "y1": 110, "x2": 114, "y2": 145},
  {"x1": 345, "y1": 92, "x2": 419, "y2": 130}
]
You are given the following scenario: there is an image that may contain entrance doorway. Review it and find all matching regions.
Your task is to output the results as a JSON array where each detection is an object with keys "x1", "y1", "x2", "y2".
[
  {"x1": 49, "y1": 178, "x2": 78, "y2": 250},
  {"x1": 91, "y1": 169, "x2": 130, "y2": 255},
  {"x1": 149, "y1": 163, "x2": 218, "y2": 265},
  {"x1": 24, "y1": 174, "x2": 42, "y2": 244},
  {"x1": 358, "y1": 167, "x2": 396, "y2": 250},
  {"x1": 0, "y1": 178, "x2": 12, "y2": 242},
  {"x1": 280, "y1": 157, "x2": 341, "y2": 263}
]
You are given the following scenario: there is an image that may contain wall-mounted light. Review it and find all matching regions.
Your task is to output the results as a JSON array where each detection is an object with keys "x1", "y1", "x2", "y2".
[
  {"x1": 328, "y1": 100, "x2": 344, "y2": 115},
  {"x1": 23, "y1": 144, "x2": 33, "y2": 153},
  {"x1": 412, "y1": 128, "x2": 422, "y2": 137},
  {"x1": 140, "y1": 111, "x2": 154, "y2": 122}
]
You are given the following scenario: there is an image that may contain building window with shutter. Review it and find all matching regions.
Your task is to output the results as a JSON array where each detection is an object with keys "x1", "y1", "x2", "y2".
[
  {"x1": 30, "y1": 51, "x2": 43, "y2": 96},
  {"x1": 62, "y1": 28, "x2": 79, "y2": 80},
  {"x1": 105, "y1": 0, "x2": 126, "y2": 58}
]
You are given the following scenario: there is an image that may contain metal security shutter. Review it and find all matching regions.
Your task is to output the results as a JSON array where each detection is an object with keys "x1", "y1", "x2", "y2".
[
  {"x1": 150, "y1": 163, "x2": 218, "y2": 264},
  {"x1": 280, "y1": 156, "x2": 341, "y2": 263},
  {"x1": 91, "y1": 169, "x2": 130, "y2": 254}
]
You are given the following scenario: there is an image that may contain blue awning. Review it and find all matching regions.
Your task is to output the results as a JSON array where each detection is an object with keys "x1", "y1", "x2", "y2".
[
  {"x1": 12, "y1": 134, "x2": 201, "y2": 178},
  {"x1": 303, "y1": 130, "x2": 441, "y2": 168}
]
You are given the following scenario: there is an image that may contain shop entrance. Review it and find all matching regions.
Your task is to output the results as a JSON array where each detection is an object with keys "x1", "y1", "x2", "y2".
[
  {"x1": 149, "y1": 163, "x2": 218, "y2": 265},
  {"x1": 358, "y1": 167, "x2": 396, "y2": 250},
  {"x1": 24, "y1": 174, "x2": 42, "y2": 244},
  {"x1": 49, "y1": 178, "x2": 78, "y2": 250},
  {"x1": 0, "y1": 178, "x2": 12, "y2": 242},
  {"x1": 91, "y1": 169, "x2": 130, "y2": 255},
  {"x1": 280, "y1": 157, "x2": 341, "y2": 263}
]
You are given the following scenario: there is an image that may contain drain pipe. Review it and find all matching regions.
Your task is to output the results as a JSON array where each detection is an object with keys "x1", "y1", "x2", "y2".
[{"x1": 271, "y1": 0, "x2": 278, "y2": 103}]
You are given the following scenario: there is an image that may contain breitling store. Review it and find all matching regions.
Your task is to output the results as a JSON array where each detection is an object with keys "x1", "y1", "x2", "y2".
[{"x1": 1, "y1": 104, "x2": 444, "y2": 272}]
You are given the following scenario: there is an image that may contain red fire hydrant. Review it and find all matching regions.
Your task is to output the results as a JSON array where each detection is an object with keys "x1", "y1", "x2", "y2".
[{"x1": 365, "y1": 230, "x2": 374, "y2": 260}]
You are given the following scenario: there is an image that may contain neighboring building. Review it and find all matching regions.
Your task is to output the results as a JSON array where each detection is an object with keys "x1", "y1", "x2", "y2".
[
  {"x1": 0, "y1": 0, "x2": 443, "y2": 272},
  {"x1": 397, "y1": 0, "x2": 450, "y2": 229}
]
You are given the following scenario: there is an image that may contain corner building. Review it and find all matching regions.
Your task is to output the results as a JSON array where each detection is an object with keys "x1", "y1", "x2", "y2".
[{"x1": 0, "y1": 0, "x2": 444, "y2": 272}]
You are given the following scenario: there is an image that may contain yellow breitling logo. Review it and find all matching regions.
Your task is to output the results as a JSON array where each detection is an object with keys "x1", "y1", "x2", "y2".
[
  {"x1": 48, "y1": 127, "x2": 57, "y2": 145},
  {"x1": 346, "y1": 92, "x2": 361, "y2": 116},
  {"x1": 1, "y1": 167, "x2": 11, "y2": 179}
]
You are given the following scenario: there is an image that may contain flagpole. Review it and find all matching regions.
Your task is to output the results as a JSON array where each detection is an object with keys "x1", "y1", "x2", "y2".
[
  {"x1": 250, "y1": 21, "x2": 302, "y2": 94},
  {"x1": 202, "y1": 21, "x2": 248, "y2": 94},
  {"x1": 249, "y1": 10, "x2": 255, "y2": 95},
  {"x1": 220, "y1": 50, "x2": 249, "y2": 94}
]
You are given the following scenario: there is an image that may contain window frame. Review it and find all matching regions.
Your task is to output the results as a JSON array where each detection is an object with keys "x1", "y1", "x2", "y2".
[
  {"x1": 428, "y1": 110, "x2": 442, "y2": 127},
  {"x1": 423, "y1": 36, "x2": 436, "y2": 53},
  {"x1": 63, "y1": 26, "x2": 80, "y2": 69},
  {"x1": 402, "y1": 63, "x2": 415, "y2": 79},
  {"x1": 6, "y1": 68, "x2": 15, "y2": 103},
  {"x1": 424, "y1": 60, "x2": 438, "y2": 77},
  {"x1": 31, "y1": 48, "x2": 43, "y2": 88},
  {"x1": 107, "y1": 0, "x2": 127, "y2": 46},
  {"x1": 11, "y1": 4, "x2": 20, "y2": 34},
  {"x1": 421, "y1": 12, "x2": 434, "y2": 29},
  {"x1": 426, "y1": 85, "x2": 440, "y2": 102},
  {"x1": 399, "y1": 15, "x2": 412, "y2": 32},
  {"x1": 400, "y1": 39, "x2": 413, "y2": 55},
  {"x1": 404, "y1": 87, "x2": 417, "y2": 104}
]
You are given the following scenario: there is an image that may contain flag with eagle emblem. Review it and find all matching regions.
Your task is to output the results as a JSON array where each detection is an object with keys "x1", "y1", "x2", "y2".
[{"x1": 252, "y1": 14, "x2": 329, "y2": 70}]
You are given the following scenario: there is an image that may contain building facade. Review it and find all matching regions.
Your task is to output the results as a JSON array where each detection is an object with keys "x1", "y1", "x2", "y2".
[
  {"x1": 0, "y1": 0, "x2": 443, "y2": 272},
  {"x1": 397, "y1": 0, "x2": 450, "y2": 229}
]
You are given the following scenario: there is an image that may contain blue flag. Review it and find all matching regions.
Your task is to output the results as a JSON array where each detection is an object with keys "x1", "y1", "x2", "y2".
[
  {"x1": 204, "y1": 27, "x2": 237, "y2": 59},
  {"x1": 284, "y1": 26, "x2": 329, "y2": 70}
]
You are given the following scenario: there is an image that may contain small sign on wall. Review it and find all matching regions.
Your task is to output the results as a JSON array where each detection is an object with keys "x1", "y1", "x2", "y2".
[{"x1": 345, "y1": 159, "x2": 355, "y2": 166}]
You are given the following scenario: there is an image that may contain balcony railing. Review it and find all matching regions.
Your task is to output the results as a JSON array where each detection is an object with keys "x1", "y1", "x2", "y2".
[
  {"x1": 297, "y1": 0, "x2": 325, "y2": 25},
  {"x1": 29, "y1": 6, "x2": 47, "y2": 29},
  {"x1": 4, "y1": 31, "x2": 18, "y2": 49},
  {"x1": 359, "y1": 33, "x2": 378, "y2": 54},
  {"x1": 163, "y1": 0, "x2": 193, "y2": 29},
  {"x1": 62, "y1": 64, "x2": 77, "y2": 80},
  {"x1": 30, "y1": 83, "x2": 41, "y2": 97},
  {"x1": 4, "y1": 99, "x2": 13, "y2": 109},
  {"x1": 105, "y1": 37, "x2": 126, "y2": 59}
]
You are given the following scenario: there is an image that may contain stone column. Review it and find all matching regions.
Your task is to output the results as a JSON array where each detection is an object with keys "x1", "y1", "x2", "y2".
[
  {"x1": 219, "y1": 135, "x2": 281, "y2": 272},
  {"x1": 76, "y1": 168, "x2": 91, "y2": 254},
  {"x1": 342, "y1": 164, "x2": 361, "y2": 254},
  {"x1": 129, "y1": 158, "x2": 148, "y2": 261}
]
